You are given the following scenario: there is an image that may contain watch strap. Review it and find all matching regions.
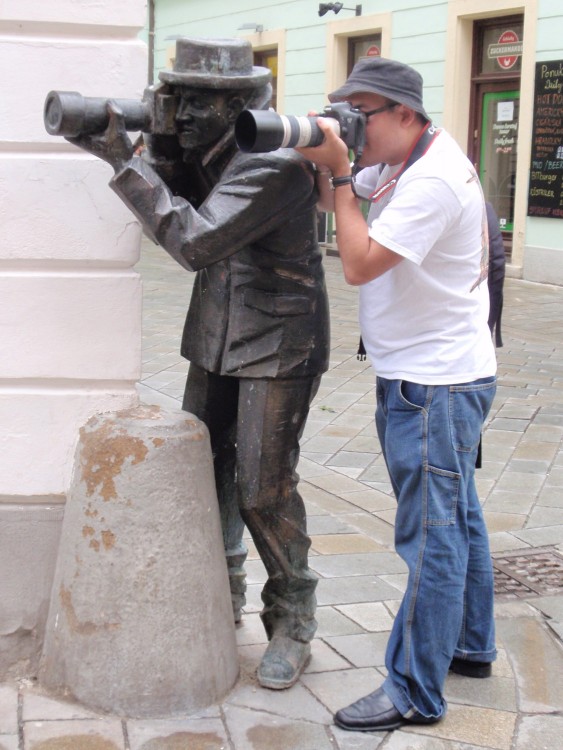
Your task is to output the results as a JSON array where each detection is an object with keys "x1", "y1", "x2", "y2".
[{"x1": 330, "y1": 175, "x2": 353, "y2": 190}]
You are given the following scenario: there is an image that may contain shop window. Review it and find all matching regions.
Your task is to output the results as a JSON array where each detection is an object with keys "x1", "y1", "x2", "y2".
[{"x1": 348, "y1": 34, "x2": 382, "y2": 73}]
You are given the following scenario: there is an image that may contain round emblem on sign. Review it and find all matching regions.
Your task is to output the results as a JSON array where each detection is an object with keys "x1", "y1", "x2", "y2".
[
  {"x1": 366, "y1": 45, "x2": 380, "y2": 57},
  {"x1": 496, "y1": 30, "x2": 519, "y2": 70}
]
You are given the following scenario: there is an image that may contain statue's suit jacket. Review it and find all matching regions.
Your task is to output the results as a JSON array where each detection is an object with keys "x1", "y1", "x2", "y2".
[{"x1": 111, "y1": 148, "x2": 330, "y2": 379}]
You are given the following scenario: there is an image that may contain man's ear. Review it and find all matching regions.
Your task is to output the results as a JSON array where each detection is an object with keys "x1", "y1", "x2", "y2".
[
  {"x1": 397, "y1": 105, "x2": 418, "y2": 126},
  {"x1": 226, "y1": 95, "x2": 247, "y2": 123}
]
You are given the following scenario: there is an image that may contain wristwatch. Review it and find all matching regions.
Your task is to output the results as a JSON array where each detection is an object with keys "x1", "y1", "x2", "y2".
[{"x1": 330, "y1": 175, "x2": 353, "y2": 190}]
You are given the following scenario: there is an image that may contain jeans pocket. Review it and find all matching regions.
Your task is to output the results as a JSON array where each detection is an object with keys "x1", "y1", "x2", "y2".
[
  {"x1": 449, "y1": 379, "x2": 496, "y2": 453},
  {"x1": 399, "y1": 380, "x2": 429, "y2": 410},
  {"x1": 425, "y1": 464, "x2": 460, "y2": 526}
]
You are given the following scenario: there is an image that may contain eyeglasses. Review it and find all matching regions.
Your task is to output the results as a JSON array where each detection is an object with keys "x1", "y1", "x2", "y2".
[{"x1": 361, "y1": 103, "x2": 398, "y2": 120}]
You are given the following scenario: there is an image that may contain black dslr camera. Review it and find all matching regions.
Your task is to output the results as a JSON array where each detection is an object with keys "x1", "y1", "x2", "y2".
[
  {"x1": 43, "y1": 84, "x2": 179, "y2": 138},
  {"x1": 234, "y1": 102, "x2": 366, "y2": 153}
]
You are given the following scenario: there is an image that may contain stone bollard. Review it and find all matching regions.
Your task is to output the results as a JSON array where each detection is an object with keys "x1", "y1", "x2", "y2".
[{"x1": 39, "y1": 404, "x2": 239, "y2": 717}]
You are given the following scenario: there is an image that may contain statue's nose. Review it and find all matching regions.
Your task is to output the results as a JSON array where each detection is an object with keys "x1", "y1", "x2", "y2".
[{"x1": 176, "y1": 105, "x2": 193, "y2": 122}]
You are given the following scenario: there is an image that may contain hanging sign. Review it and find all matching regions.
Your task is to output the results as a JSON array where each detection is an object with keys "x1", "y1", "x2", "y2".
[{"x1": 528, "y1": 60, "x2": 563, "y2": 218}]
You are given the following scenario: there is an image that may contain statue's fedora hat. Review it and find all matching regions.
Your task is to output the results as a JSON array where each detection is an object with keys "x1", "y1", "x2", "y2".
[{"x1": 159, "y1": 37, "x2": 271, "y2": 89}]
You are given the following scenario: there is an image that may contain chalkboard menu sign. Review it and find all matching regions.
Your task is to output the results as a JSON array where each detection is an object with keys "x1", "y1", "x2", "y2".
[{"x1": 528, "y1": 60, "x2": 563, "y2": 218}]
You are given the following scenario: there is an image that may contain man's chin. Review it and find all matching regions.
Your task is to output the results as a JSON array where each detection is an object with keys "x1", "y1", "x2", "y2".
[{"x1": 357, "y1": 152, "x2": 378, "y2": 169}]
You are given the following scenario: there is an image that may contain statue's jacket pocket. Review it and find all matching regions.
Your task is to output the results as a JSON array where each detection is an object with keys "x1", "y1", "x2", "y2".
[{"x1": 243, "y1": 288, "x2": 313, "y2": 317}]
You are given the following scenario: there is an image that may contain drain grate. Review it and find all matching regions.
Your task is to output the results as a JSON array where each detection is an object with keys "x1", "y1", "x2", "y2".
[{"x1": 492, "y1": 547, "x2": 563, "y2": 599}]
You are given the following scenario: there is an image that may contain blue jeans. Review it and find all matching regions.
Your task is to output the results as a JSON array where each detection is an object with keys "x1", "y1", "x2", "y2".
[{"x1": 376, "y1": 376, "x2": 497, "y2": 721}]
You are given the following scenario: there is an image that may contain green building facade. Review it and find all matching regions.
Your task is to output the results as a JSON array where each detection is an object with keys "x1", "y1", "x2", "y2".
[{"x1": 147, "y1": 0, "x2": 563, "y2": 285}]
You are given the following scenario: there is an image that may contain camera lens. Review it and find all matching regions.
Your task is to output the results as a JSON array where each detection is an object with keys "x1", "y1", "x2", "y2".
[
  {"x1": 43, "y1": 92, "x2": 87, "y2": 137},
  {"x1": 43, "y1": 91, "x2": 150, "y2": 137},
  {"x1": 235, "y1": 110, "x2": 329, "y2": 152}
]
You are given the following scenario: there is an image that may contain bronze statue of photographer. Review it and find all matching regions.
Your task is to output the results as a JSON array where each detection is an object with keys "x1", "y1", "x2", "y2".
[{"x1": 52, "y1": 37, "x2": 330, "y2": 690}]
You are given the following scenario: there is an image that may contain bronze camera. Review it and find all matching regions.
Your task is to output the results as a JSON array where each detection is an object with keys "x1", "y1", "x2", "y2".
[{"x1": 43, "y1": 84, "x2": 179, "y2": 138}]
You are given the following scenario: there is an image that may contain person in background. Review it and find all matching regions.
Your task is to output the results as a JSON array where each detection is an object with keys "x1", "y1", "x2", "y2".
[
  {"x1": 486, "y1": 201, "x2": 506, "y2": 347},
  {"x1": 297, "y1": 56, "x2": 497, "y2": 732}
]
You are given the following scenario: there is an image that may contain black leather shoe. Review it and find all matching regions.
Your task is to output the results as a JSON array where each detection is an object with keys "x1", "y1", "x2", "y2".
[
  {"x1": 334, "y1": 687, "x2": 406, "y2": 732},
  {"x1": 449, "y1": 657, "x2": 492, "y2": 678}
]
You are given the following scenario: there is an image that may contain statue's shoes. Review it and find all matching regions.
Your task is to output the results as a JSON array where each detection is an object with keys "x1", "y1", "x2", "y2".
[{"x1": 257, "y1": 635, "x2": 311, "y2": 690}]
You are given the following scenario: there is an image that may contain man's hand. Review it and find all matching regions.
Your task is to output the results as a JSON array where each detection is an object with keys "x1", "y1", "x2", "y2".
[
  {"x1": 66, "y1": 101, "x2": 134, "y2": 173},
  {"x1": 296, "y1": 117, "x2": 351, "y2": 177}
]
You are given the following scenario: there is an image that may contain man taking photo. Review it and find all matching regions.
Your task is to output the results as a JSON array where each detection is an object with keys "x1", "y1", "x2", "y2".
[{"x1": 298, "y1": 56, "x2": 497, "y2": 732}]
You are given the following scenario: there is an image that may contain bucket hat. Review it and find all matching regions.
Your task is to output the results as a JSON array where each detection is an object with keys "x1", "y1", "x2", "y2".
[
  {"x1": 329, "y1": 57, "x2": 429, "y2": 120},
  {"x1": 159, "y1": 37, "x2": 271, "y2": 89}
]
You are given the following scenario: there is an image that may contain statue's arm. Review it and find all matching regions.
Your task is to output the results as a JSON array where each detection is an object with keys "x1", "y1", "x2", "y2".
[{"x1": 111, "y1": 153, "x2": 315, "y2": 271}]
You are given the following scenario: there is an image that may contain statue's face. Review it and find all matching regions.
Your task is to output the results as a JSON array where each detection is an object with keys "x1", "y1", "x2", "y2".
[{"x1": 175, "y1": 88, "x2": 242, "y2": 151}]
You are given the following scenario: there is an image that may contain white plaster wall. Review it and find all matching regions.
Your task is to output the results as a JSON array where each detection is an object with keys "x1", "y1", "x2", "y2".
[
  {"x1": 0, "y1": 505, "x2": 65, "y2": 678},
  {"x1": 0, "y1": 0, "x2": 147, "y2": 677},
  {"x1": 1, "y1": 157, "x2": 141, "y2": 261}
]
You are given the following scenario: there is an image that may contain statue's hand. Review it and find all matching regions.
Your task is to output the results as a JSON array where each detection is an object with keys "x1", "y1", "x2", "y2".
[{"x1": 66, "y1": 101, "x2": 134, "y2": 173}]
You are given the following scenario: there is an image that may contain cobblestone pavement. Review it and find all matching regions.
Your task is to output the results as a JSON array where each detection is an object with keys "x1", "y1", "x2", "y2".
[{"x1": 2, "y1": 238, "x2": 562, "y2": 749}]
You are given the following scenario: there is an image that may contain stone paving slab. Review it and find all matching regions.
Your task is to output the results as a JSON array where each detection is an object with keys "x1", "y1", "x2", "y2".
[
  {"x1": 22, "y1": 687, "x2": 102, "y2": 722},
  {"x1": 127, "y1": 718, "x2": 228, "y2": 750},
  {"x1": 512, "y1": 524, "x2": 563, "y2": 546},
  {"x1": 514, "y1": 714, "x2": 563, "y2": 750},
  {"x1": 444, "y1": 673, "x2": 517, "y2": 713},
  {"x1": 488, "y1": 531, "x2": 532, "y2": 553},
  {"x1": 401, "y1": 704, "x2": 517, "y2": 750},
  {"x1": 301, "y1": 666, "x2": 384, "y2": 716},
  {"x1": 24, "y1": 718, "x2": 126, "y2": 749},
  {"x1": 382, "y1": 735, "x2": 483, "y2": 750},
  {"x1": 0, "y1": 686, "x2": 17, "y2": 734},
  {"x1": 310, "y1": 552, "x2": 408, "y2": 578},
  {"x1": 336, "y1": 513, "x2": 396, "y2": 547},
  {"x1": 538, "y1": 486, "x2": 563, "y2": 507},
  {"x1": 310, "y1": 533, "x2": 386, "y2": 554},
  {"x1": 316, "y1": 576, "x2": 402, "y2": 606},
  {"x1": 225, "y1": 679, "x2": 332, "y2": 725},
  {"x1": 331, "y1": 727, "x2": 385, "y2": 750},
  {"x1": 315, "y1": 606, "x2": 365, "y2": 636},
  {"x1": 304, "y1": 639, "x2": 353, "y2": 672},
  {"x1": 496, "y1": 617, "x2": 563, "y2": 713},
  {"x1": 335, "y1": 602, "x2": 395, "y2": 632},
  {"x1": 223, "y1": 704, "x2": 334, "y2": 750},
  {"x1": 0, "y1": 737, "x2": 19, "y2": 750},
  {"x1": 322, "y1": 632, "x2": 389, "y2": 668},
  {"x1": 529, "y1": 593, "x2": 563, "y2": 622},
  {"x1": 484, "y1": 490, "x2": 536, "y2": 515}
]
